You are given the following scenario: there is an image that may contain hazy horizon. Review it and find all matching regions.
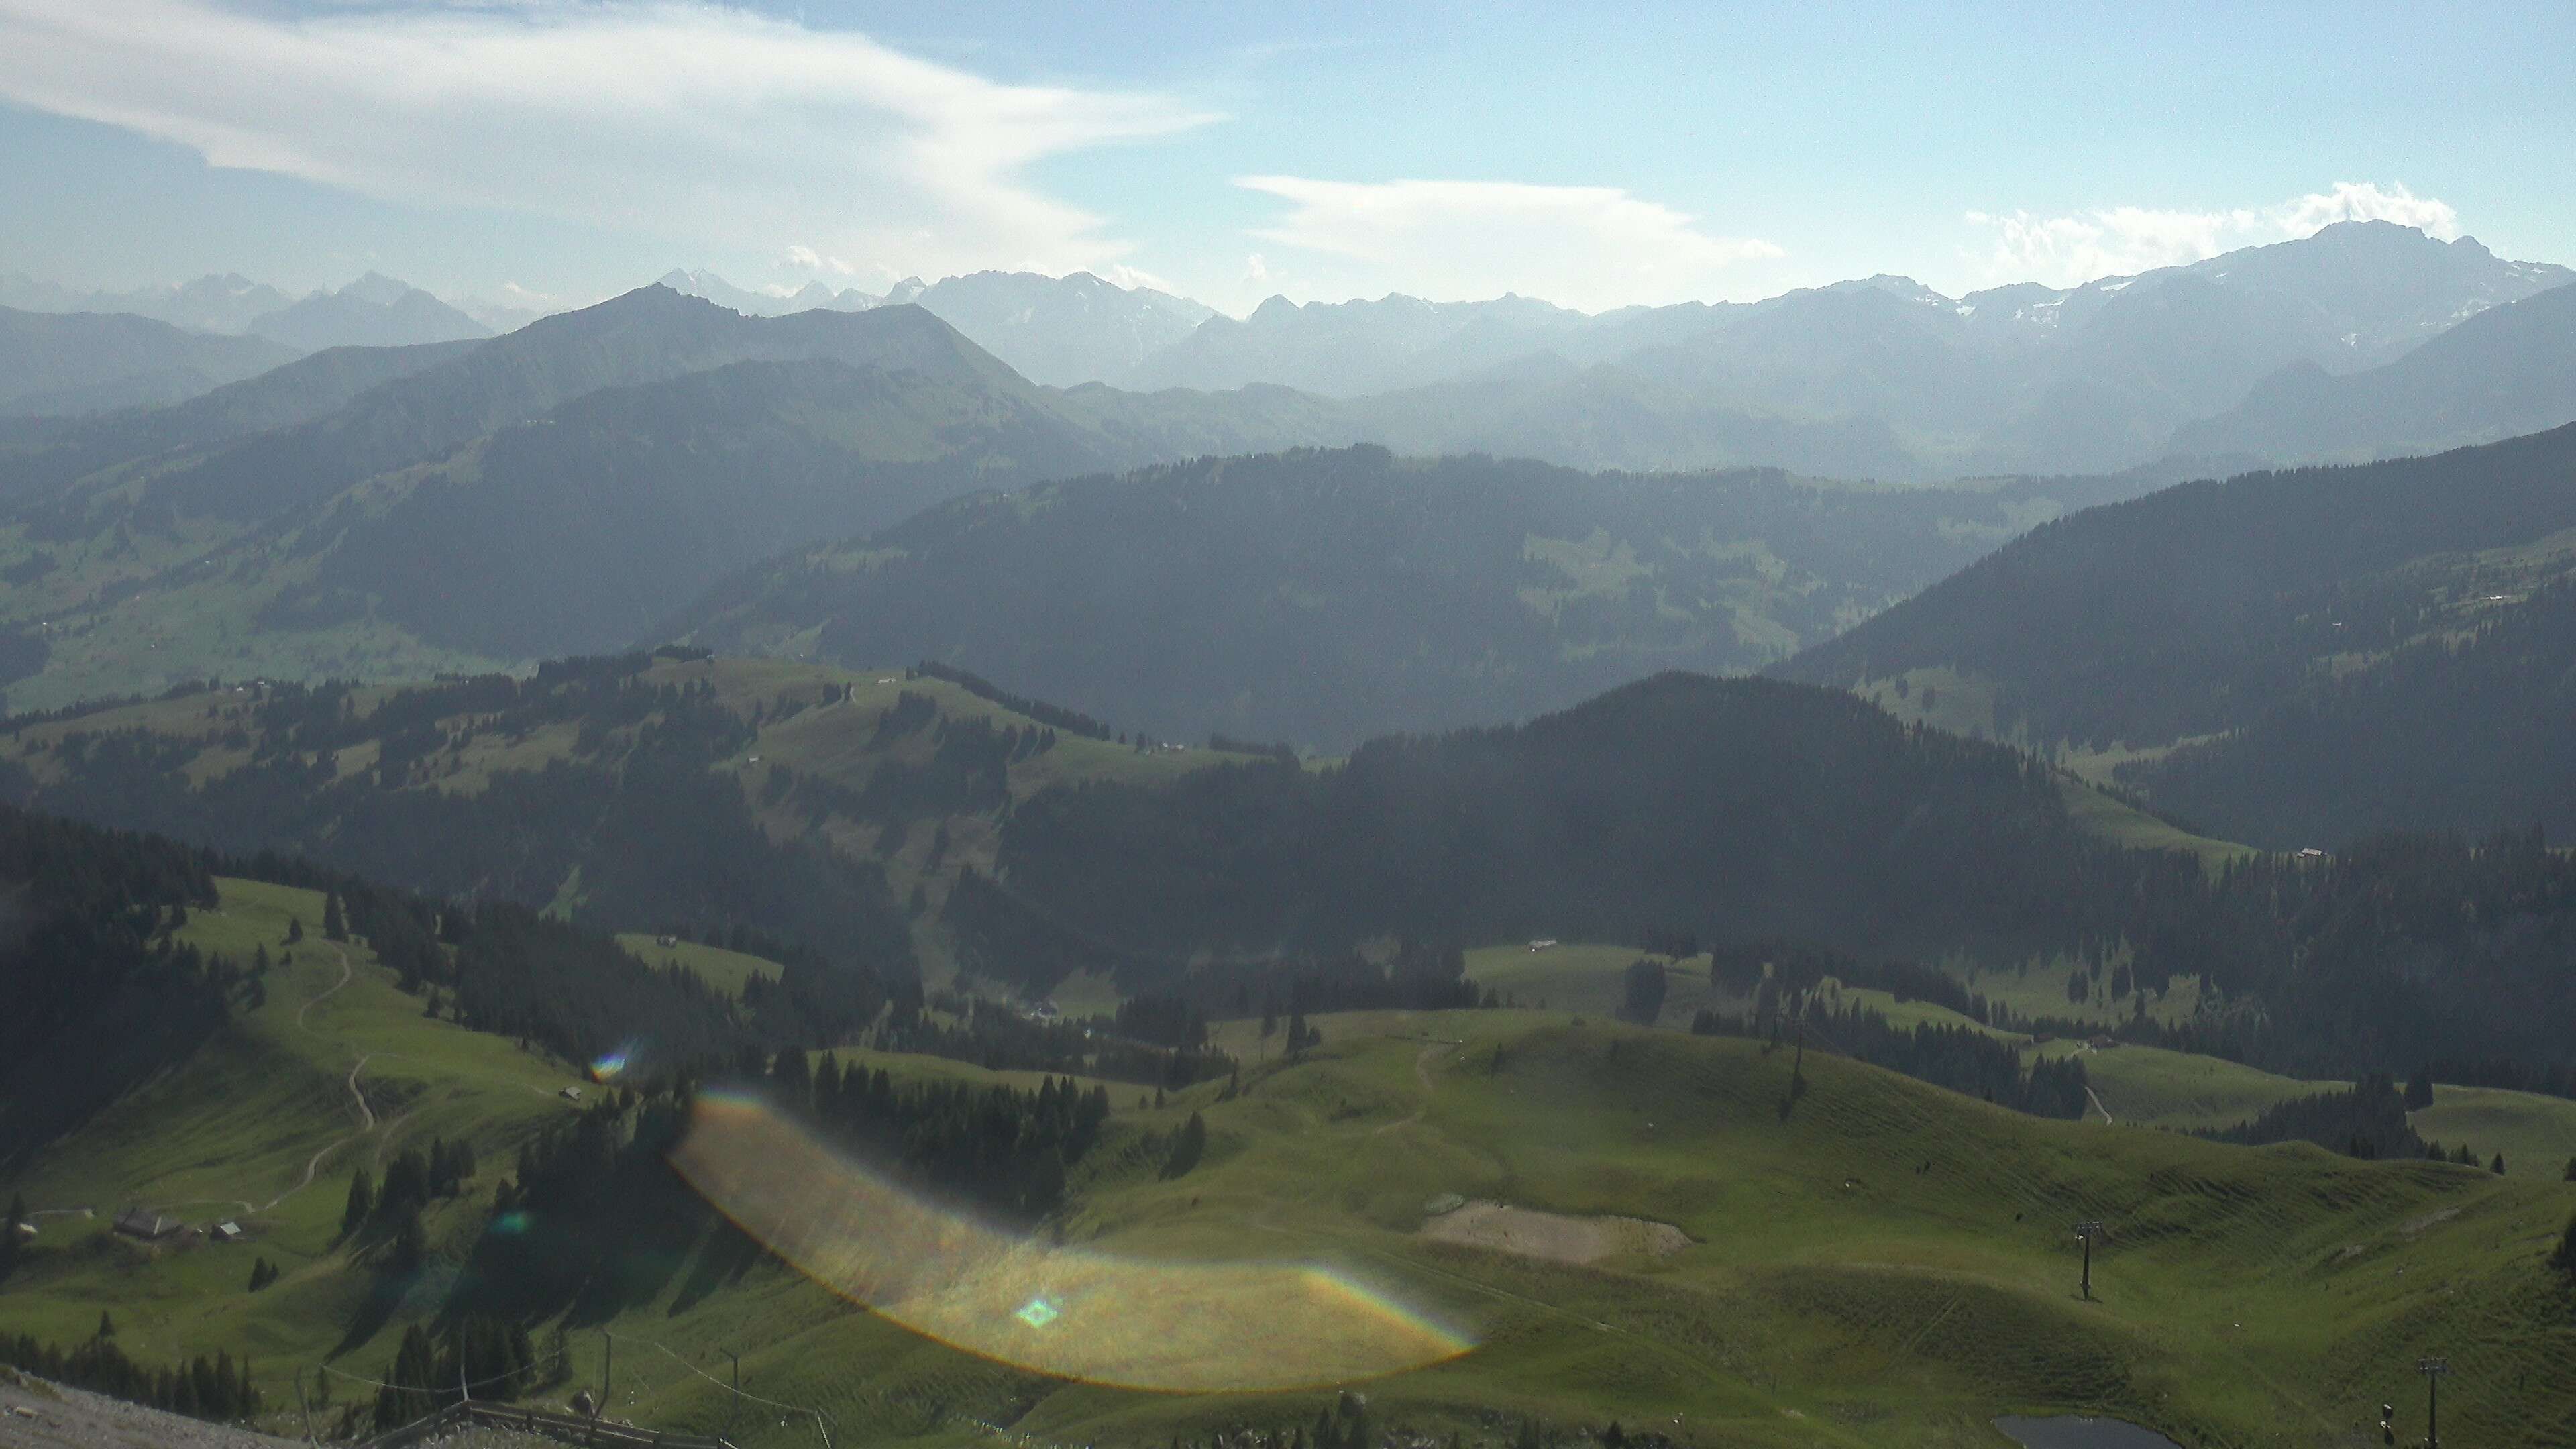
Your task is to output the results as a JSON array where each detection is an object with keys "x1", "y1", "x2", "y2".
[{"x1": 3, "y1": 1, "x2": 2569, "y2": 318}]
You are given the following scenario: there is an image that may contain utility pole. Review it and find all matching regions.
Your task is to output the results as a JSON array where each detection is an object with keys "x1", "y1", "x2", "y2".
[
  {"x1": 602, "y1": 1330, "x2": 613, "y2": 1420},
  {"x1": 727, "y1": 1349, "x2": 741, "y2": 1438},
  {"x1": 2418, "y1": 1358, "x2": 2447, "y2": 1448},
  {"x1": 294, "y1": 1367, "x2": 314, "y2": 1444},
  {"x1": 2074, "y1": 1221, "x2": 2104, "y2": 1300}
]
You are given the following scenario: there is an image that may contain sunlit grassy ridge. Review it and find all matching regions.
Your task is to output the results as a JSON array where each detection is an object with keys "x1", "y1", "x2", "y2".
[
  {"x1": 0, "y1": 879, "x2": 585, "y2": 1411},
  {"x1": 13, "y1": 920, "x2": 2575, "y2": 1449}
]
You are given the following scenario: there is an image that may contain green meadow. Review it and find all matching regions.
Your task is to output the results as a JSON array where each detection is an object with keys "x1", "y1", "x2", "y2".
[{"x1": 8, "y1": 904, "x2": 2575, "y2": 1447}]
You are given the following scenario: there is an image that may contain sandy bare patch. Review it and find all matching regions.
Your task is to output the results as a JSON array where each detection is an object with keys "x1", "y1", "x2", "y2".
[
  {"x1": 1418, "y1": 1200, "x2": 1688, "y2": 1264},
  {"x1": 2400, "y1": 1206, "x2": 2459, "y2": 1236}
]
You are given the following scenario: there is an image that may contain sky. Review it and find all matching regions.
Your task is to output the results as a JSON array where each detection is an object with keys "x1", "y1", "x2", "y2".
[{"x1": 0, "y1": 0, "x2": 2569, "y2": 317}]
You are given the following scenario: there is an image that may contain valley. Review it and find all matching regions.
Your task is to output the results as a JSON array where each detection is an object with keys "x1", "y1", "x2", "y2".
[{"x1": 3, "y1": 56, "x2": 2573, "y2": 1446}]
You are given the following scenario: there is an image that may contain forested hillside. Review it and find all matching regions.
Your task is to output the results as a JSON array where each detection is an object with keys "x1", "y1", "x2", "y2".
[
  {"x1": 0, "y1": 653, "x2": 1290, "y2": 994},
  {"x1": 0, "y1": 288, "x2": 1334, "y2": 706},
  {"x1": 0, "y1": 655, "x2": 916, "y2": 976},
  {"x1": 1775, "y1": 424, "x2": 2576, "y2": 843},
  {"x1": 971, "y1": 673, "x2": 2161, "y2": 971},
  {"x1": 965, "y1": 672, "x2": 2576, "y2": 1089},
  {"x1": 673, "y1": 445, "x2": 2145, "y2": 747}
]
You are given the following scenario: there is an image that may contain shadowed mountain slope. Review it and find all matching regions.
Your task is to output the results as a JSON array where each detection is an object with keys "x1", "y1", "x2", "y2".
[{"x1": 667, "y1": 445, "x2": 2147, "y2": 748}]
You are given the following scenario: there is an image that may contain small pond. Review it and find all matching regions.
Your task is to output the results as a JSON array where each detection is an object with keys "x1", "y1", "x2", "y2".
[{"x1": 1995, "y1": 1415, "x2": 2185, "y2": 1449}]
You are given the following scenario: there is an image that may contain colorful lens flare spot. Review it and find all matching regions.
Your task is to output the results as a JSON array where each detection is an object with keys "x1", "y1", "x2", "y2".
[
  {"x1": 1014, "y1": 1297, "x2": 1061, "y2": 1330},
  {"x1": 669, "y1": 1090, "x2": 1474, "y2": 1392},
  {"x1": 591, "y1": 1042, "x2": 638, "y2": 1079}
]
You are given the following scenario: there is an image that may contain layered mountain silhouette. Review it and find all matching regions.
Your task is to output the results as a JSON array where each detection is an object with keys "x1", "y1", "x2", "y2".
[
  {"x1": 1, "y1": 271, "x2": 490, "y2": 361},
  {"x1": 239, "y1": 272, "x2": 490, "y2": 352},
  {"x1": 0, "y1": 306, "x2": 298, "y2": 416},
  {"x1": 2170, "y1": 281, "x2": 2576, "y2": 464},
  {"x1": 0, "y1": 288, "x2": 1345, "y2": 701},
  {"x1": 625, "y1": 225, "x2": 2576, "y2": 478},
  {"x1": 4, "y1": 223, "x2": 2570, "y2": 720},
  {"x1": 1772, "y1": 424, "x2": 2576, "y2": 845},
  {"x1": 667, "y1": 444, "x2": 2149, "y2": 747}
]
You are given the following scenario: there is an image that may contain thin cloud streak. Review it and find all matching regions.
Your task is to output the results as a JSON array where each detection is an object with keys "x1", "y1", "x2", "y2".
[
  {"x1": 0, "y1": 0, "x2": 1218, "y2": 282},
  {"x1": 1234, "y1": 176, "x2": 1783, "y2": 312},
  {"x1": 1965, "y1": 181, "x2": 2463, "y2": 289}
]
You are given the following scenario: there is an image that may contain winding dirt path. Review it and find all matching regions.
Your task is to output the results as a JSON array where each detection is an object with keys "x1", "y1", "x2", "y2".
[
  {"x1": 1371, "y1": 1041, "x2": 1454, "y2": 1137},
  {"x1": 140, "y1": 949, "x2": 380, "y2": 1218},
  {"x1": 296, "y1": 945, "x2": 354, "y2": 1035},
  {"x1": 2086, "y1": 1086, "x2": 2117, "y2": 1125}
]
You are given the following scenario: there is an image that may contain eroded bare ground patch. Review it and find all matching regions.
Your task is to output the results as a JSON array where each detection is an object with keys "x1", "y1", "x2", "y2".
[{"x1": 1418, "y1": 1200, "x2": 1689, "y2": 1264}]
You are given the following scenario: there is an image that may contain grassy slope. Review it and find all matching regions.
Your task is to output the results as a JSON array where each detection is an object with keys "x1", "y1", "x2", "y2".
[
  {"x1": 614, "y1": 934, "x2": 780, "y2": 996},
  {"x1": 2051, "y1": 777, "x2": 2255, "y2": 872},
  {"x1": 2035, "y1": 1042, "x2": 2576, "y2": 1181},
  {"x1": 0, "y1": 879, "x2": 584, "y2": 1402},
  {"x1": 0, "y1": 657, "x2": 1270, "y2": 990},
  {"x1": 6, "y1": 938, "x2": 2575, "y2": 1448},
  {"x1": 1474, "y1": 941, "x2": 2576, "y2": 1183},
  {"x1": 1027, "y1": 1012, "x2": 2576, "y2": 1449}
]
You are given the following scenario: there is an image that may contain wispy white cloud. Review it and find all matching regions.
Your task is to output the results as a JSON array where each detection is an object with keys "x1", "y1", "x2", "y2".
[
  {"x1": 1965, "y1": 181, "x2": 2461, "y2": 289},
  {"x1": 1234, "y1": 177, "x2": 1782, "y2": 312},
  {"x1": 781, "y1": 244, "x2": 861, "y2": 278},
  {"x1": 1095, "y1": 262, "x2": 1185, "y2": 297},
  {"x1": 0, "y1": 0, "x2": 1216, "y2": 283}
]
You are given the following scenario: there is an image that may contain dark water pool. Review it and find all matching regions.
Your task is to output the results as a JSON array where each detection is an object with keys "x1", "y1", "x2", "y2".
[{"x1": 1995, "y1": 1415, "x2": 2185, "y2": 1449}]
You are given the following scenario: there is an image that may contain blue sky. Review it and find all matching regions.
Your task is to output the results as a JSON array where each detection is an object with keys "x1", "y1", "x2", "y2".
[{"x1": 1, "y1": 0, "x2": 2569, "y2": 315}]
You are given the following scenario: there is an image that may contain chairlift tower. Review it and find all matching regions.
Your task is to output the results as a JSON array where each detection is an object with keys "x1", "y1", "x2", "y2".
[
  {"x1": 2074, "y1": 1220, "x2": 2104, "y2": 1300},
  {"x1": 2417, "y1": 1358, "x2": 2448, "y2": 1448}
]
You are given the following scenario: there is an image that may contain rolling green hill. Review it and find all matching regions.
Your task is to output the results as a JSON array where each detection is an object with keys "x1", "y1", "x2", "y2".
[
  {"x1": 10, "y1": 950, "x2": 2575, "y2": 1448},
  {"x1": 0, "y1": 653, "x2": 1270, "y2": 987},
  {"x1": 1774, "y1": 424, "x2": 2576, "y2": 845},
  {"x1": 17, "y1": 653, "x2": 2576, "y2": 1104}
]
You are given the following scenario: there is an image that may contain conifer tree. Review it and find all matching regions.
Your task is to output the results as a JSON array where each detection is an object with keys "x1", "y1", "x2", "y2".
[
  {"x1": 323, "y1": 891, "x2": 346, "y2": 941},
  {"x1": 341, "y1": 1168, "x2": 375, "y2": 1234}
]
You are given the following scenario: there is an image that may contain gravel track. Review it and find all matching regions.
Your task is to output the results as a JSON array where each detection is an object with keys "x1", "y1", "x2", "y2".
[{"x1": 0, "y1": 1370, "x2": 301, "y2": 1449}]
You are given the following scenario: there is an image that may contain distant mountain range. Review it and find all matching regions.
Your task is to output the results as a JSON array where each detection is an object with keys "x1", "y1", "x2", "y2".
[
  {"x1": 2170, "y1": 280, "x2": 2576, "y2": 464},
  {"x1": 3, "y1": 251, "x2": 2571, "y2": 720},
  {"x1": 1772, "y1": 424, "x2": 2576, "y2": 846},
  {"x1": 658, "y1": 266, "x2": 1216, "y2": 387},
  {"x1": 0, "y1": 307, "x2": 298, "y2": 416},
  {"x1": 0, "y1": 288, "x2": 1337, "y2": 704},
  {"x1": 1, "y1": 271, "x2": 489, "y2": 364},
  {"x1": 10, "y1": 222, "x2": 2564, "y2": 477},
  {"x1": 235, "y1": 272, "x2": 488, "y2": 352},
  {"x1": 0, "y1": 285, "x2": 2127, "y2": 715}
]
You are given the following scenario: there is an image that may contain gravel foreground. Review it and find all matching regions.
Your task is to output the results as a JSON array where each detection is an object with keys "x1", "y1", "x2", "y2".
[
  {"x1": 0, "y1": 1369, "x2": 303, "y2": 1449},
  {"x1": 0, "y1": 1371, "x2": 561, "y2": 1449}
]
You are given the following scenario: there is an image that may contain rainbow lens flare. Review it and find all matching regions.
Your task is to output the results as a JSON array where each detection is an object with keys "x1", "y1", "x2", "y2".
[
  {"x1": 591, "y1": 1042, "x2": 638, "y2": 1080},
  {"x1": 669, "y1": 1091, "x2": 1475, "y2": 1391}
]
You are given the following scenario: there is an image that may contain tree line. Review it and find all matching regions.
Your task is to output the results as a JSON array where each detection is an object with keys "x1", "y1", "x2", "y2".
[
  {"x1": 0, "y1": 1330, "x2": 261, "y2": 1424},
  {"x1": 5, "y1": 656, "x2": 918, "y2": 990},
  {"x1": 1688, "y1": 1003, "x2": 2092, "y2": 1120}
]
